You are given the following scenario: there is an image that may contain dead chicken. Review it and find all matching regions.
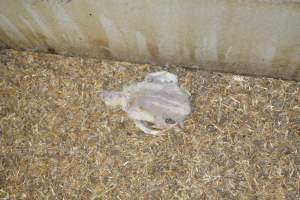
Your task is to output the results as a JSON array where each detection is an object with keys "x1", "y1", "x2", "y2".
[{"x1": 100, "y1": 71, "x2": 191, "y2": 135}]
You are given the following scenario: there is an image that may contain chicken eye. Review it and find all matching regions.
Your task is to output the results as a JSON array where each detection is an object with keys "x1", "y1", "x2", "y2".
[{"x1": 165, "y1": 118, "x2": 176, "y2": 124}]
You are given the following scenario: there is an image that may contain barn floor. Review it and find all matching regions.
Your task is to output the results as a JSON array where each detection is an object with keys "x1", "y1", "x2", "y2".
[{"x1": 0, "y1": 49, "x2": 299, "y2": 200}]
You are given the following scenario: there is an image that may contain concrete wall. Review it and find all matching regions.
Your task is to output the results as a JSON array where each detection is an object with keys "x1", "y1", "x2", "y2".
[{"x1": 0, "y1": 0, "x2": 299, "y2": 80}]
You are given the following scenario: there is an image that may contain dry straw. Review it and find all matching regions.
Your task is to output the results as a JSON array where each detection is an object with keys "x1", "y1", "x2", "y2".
[{"x1": 0, "y1": 49, "x2": 299, "y2": 199}]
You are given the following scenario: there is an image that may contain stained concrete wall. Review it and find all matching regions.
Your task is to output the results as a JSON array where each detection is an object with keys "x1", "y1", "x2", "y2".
[{"x1": 0, "y1": 0, "x2": 299, "y2": 80}]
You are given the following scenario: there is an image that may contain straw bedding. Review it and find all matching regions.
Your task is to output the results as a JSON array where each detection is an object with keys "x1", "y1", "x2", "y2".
[{"x1": 0, "y1": 49, "x2": 299, "y2": 199}]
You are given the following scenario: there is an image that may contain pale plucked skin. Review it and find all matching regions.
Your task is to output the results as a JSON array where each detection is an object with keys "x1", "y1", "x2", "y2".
[
  {"x1": 100, "y1": 71, "x2": 191, "y2": 135},
  {"x1": 144, "y1": 71, "x2": 178, "y2": 84}
]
